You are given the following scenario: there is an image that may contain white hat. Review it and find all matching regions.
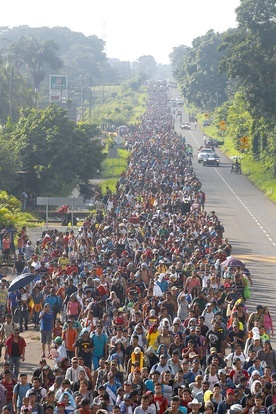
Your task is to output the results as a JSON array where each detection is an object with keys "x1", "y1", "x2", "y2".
[
  {"x1": 230, "y1": 404, "x2": 243, "y2": 413},
  {"x1": 253, "y1": 334, "x2": 260, "y2": 340},
  {"x1": 188, "y1": 399, "x2": 202, "y2": 408}
]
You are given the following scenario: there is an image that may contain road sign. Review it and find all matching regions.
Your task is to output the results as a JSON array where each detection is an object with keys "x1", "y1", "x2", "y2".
[
  {"x1": 49, "y1": 75, "x2": 68, "y2": 103},
  {"x1": 108, "y1": 148, "x2": 118, "y2": 158},
  {"x1": 37, "y1": 197, "x2": 83, "y2": 228},
  {"x1": 240, "y1": 135, "x2": 249, "y2": 145},
  {"x1": 114, "y1": 135, "x2": 124, "y2": 145},
  {"x1": 204, "y1": 113, "x2": 209, "y2": 118},
  {"x1": 219, "y1": 120, "x2": 226, "y2": 126}
]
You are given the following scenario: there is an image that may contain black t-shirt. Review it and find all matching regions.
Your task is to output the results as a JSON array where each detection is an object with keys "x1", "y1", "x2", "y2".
[
  {"x1": 206, "y1": 329, "x2": 224, "y2": 353},
  {"x1": 228, "y1": 329, "x2": 245, "y2": 348},
  {"x1": 14, "y1": 261, "x2": 25, "y2": 274},
  {"x1": 11, "y1": 341, "x2": 20, "y2": 357},
  {"x1": 75, "y1": 338, "x2": 93, "y2": 358}
]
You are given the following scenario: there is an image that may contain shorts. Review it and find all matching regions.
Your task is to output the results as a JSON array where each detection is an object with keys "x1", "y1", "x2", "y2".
[{"x1": 40, "y1": 330, "x2": 52, "y2": 344}]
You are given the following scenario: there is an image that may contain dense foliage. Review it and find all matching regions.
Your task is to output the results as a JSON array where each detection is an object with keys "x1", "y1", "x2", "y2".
[
  {"x1": 170, "y1": 0, "x2": 276, "y2": 168},
  {"x1": 0, "y1": 26, "x2": 171, "y2": 123},
  {"x1": 0, "y1": 105, "x2": 105, "y2": 196}
]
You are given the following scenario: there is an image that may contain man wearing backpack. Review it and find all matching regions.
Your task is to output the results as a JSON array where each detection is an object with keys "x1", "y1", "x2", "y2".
[
  {"x1": 26, "y1": 377, "x2": 47, "y2": 403},
  {"x1": 12, "y1": 373, "x2": 32, "y2": 413}
]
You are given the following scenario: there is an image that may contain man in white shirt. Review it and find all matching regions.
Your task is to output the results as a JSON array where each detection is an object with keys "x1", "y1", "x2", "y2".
[{"x1": 65, "y1": 357, "x2": 89, "y2": 385}]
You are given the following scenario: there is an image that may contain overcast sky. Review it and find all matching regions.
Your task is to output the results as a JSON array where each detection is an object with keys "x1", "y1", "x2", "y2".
[{"x1": 2, "y1": 0, "x2": 241, "y2": 64}]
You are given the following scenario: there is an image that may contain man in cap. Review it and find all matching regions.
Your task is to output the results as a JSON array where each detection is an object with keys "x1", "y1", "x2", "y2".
[
  {"x1": 247, "y1": 306, "x2": 264, "y2": 331},
  {"x1": 52, "y1": 336, "x2": 67, "y2": 364},
  {"x1": 150, "y1": 355, "x2": 173, "y2": 376},
  {"x1": 217, "y1": 389, "x2": 235, "y2": 414}
]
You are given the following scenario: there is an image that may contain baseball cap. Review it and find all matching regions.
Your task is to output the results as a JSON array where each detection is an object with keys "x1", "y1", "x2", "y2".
[
  {"x1": 253, "y1": 334, "x2": 260, "y2": 340},
  {"x1": 218, "y1": 369, "x2": 226, "y2": 375},
  {"x1": 134, "y1": 347, "x2": 141, "y2": 354},
  {"x1": 226, "y1": 389, "x2": 235, "y2": 395},
  {"x1": 210, "y1": 347, "x2": 217, "y2": 353}
]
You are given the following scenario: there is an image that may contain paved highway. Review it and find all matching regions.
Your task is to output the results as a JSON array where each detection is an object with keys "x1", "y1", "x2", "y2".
[{"x1": 170, "y1": 95, "x2": 276, "y2": 342}]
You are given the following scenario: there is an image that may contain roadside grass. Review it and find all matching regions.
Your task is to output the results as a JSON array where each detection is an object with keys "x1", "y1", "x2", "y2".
[{"x1": 100, "y1": 148, "x2": 129, "y2": 193}]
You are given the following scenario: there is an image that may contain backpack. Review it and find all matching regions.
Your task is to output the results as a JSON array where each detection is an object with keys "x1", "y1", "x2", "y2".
[
  {"x1": 16, "y1": 383, "x2": 32, "y2": 395},
  {"x1": 32, "y1": 387, "x2": 43, "y2": 403}
]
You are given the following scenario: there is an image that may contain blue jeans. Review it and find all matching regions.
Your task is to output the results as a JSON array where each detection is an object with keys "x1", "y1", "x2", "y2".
[
  {"x1": 92, "y1": 354, "x2": 101, "y2": 370},
  {"x1": 9, "y1": 356, "x2": 21, "y2": 379}
]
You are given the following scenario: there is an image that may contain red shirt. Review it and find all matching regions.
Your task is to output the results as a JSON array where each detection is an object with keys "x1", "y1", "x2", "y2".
[
  {"x1": 154, "y1": 395, "x2": 168, "y2": 414},
  {"x1": 1, "y1": 379, "x2": 16, "y2": 402},
  {"x1": 65, "y1": 265, "x2": 78, "y2": 275}
]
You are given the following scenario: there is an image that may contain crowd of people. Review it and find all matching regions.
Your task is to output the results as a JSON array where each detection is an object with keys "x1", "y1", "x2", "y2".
[{"x1": 0, "y1": 81, "x2": 275, "y2": 414}]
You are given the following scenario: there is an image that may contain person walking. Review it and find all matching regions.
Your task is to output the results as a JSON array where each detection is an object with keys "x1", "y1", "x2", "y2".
[
  {"x1": 4, "y1": 328, "x2": 26, "y2": 379},
  {"x1": 39, "y1": 304, "x2": 54, "y2": 358}
]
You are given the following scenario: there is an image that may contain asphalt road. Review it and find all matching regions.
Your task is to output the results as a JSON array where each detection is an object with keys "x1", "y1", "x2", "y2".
[{"x1": 170, "y1": 94, "x2": 276, "y2": 343}]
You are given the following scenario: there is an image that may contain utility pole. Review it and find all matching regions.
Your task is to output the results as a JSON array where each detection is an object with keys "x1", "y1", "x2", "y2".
[{"x1": 9, "y1": 67, "x2": 14, "y2": 120}]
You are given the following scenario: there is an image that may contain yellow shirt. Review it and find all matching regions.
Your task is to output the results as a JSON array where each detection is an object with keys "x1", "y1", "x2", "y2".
[
  {"x1": 58, "y1": 256, "x2": 69, "y2": 269},
  {"x1": 146, "y1": 331, "x2": 159, "y2": 351}
]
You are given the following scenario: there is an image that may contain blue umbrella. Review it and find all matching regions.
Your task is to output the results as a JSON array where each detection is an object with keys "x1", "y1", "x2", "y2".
[{"x1": 8, "y1": 273, "x2": 36, "y2": 292}]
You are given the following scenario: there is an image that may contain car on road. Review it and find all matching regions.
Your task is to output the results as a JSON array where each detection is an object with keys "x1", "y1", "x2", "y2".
[
  {"x1": 207, "y1": 137, "x2": 219, "y2": 147},
  {"x1": 180, "y1": 122, "x2": 191, "y2": 130},
  {"x1": 197, "y1": 147, "x2": 216, "y2": 163},
  {"x1": 170, "y1": 98, "x2": 177, "y2": 107},
  {"x1": 202, "y1": 153, "x2": 220, "y2": 166},
  {"x1": 203, "y1": 120, "x2": 211, "y2": 127}
]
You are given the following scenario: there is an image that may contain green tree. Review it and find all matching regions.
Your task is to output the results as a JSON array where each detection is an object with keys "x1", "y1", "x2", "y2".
[
  {"x1": 137, "y1": 55, "x2": 157, "y2": 79},
  {"x1": 8, "y1": 105, "x2": 105, "y2": 195},
  {"x1": 3, "y1": 36, "x2": 63, "y2": 91},
  {"x1": 169, "y1": 45, "x2": 188, "y2": 81},
  {"x1": 219, "y1": 0, "x2": 276, "y2": 123},
  {"x1": 178, "y1": 30, "x2": 229, "y2": 110}
]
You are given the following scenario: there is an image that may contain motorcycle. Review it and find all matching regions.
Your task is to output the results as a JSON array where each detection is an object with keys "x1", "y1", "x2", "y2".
[{"x1": 231, "y1": 162, "x2": 241, "y2": 174}]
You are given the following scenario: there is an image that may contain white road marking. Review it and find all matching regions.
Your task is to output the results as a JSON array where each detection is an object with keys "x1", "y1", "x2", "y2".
[{"x1": 187, "y1": 129, "x2": 276, "y2": 248}]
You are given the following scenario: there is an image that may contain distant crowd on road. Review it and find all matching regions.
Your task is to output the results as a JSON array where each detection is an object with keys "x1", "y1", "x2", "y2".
[{"x1": 0, "y1": 80, "x2": 274, "y2": 414}]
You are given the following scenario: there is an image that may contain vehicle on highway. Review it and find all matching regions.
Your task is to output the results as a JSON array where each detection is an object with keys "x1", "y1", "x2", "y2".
[
  {"x1": 197, "y1": 147, "x2": 216, "y2": 163},
  {"x1": 207, "y1": 137, "x2": 219, "y2": 147},
  {"x1": 230, "y1": 156, "x2": 242, "y2": 174},
  {"x1": 180, "y1": 122, "x2": 191, "y2": 130},
  {"x1": 170, "y1": 98, "x2": 177, "y2": 107},
  {"x1": 177, "y1": 98, "x2": 184, "y2": 105},
  {"x1": 203, "y1": 120, "x2": 211, "y2": 127},
  {"x1": 202, "y1": 153, "x2": 220, "y2": 166}
]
